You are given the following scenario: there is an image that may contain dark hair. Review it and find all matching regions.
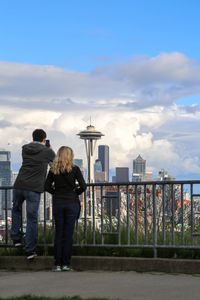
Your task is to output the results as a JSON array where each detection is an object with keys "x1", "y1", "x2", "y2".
[{"x1": 32, "y1": 129, "x2": 47, "y2": 142}]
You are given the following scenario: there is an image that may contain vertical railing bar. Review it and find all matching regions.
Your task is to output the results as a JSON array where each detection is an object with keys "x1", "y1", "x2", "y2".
[
  {"x1": 100, "y1": 185, "x2": 104, "y2": 245},
  {"x1": 118, "y1": 185, "x2": 121, "y2": 245},
  {"x1": 4, "y1": 188, "x2": 8, "y2": 244},
  {"x1": 144, "y1": 184, "x2": 147, "y2": 245},
  {"x1": 110, "y1": 194, "x2": 112, "y2": 233},
  {"x1": 171, "y1": 184, "x2": 175, "y2": 245},
  {"x1": 43, "y1": 192, "x2": 47, "y2": 254},
  {"x1": 191, "y1": 183, "x2": 194, "y2": 245},
  {"x1": 126, "y1": 185, "x2": 130, "y2": 245},
  {"x1": 75, "y1": 195, "x2": 80, "y2": 245},
  {"x1": 92, "y1": 185, "x2": 95, "y2": 245},
  {"x1": 152, "y1": 184, "x2": 157, "y2": 258},
  {"x1": 135, "y1": 185, "x2": 138, "y2": 245},
  {"x1": 162, "y1": 183, "x2": 166, "y2": 244},
  {"x1": 84, "y1": 189, "x2": 87, "y2": 244},
  {"x1": 75, "y1": 193, "x2": 82, "y2": 245},
  {"x1": 181, "y1": 184, "x2": 184, "y2": 244}
]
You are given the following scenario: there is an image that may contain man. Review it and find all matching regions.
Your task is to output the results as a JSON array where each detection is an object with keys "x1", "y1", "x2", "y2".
[{"x1": 11, "y1": 129, "x2": 55, "y2": 259}]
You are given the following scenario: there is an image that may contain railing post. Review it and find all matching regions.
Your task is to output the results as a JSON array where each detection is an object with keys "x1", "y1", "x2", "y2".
[
  {"x1": 162, "y1": 183, "x2": 166, "y2": 244},
  {"x1": 144, "y1": 184, "x2": 147, "y2": 245},
  {"x1": 118, "y1": 185, "x2": 121, "y2": 245},
  {"x1": 181, "y1": 184, "x2": 184, "y2": 244},
  {"x1": 153, "y1": 184, "x2": 157, "y2": 258},
  {"x1": 4, "y1": 188, "x2": 8, "y2": 245},
  {"x1": 126, "y1": 185, "x2": 130, "y2": 246},
  {"x1": 134, "y1": 184, "x2": 138, "y2": 245},
  {"x1": 92, "y1": 185, "x2": 95, "y2": 245},
  {"x1": 43, "y1": 192, "x2": 47, "y2": 255}
]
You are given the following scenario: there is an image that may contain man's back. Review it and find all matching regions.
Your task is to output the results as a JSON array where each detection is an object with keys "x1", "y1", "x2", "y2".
[{"x1": 14, "y1": 142, "x2": 55, "y2": 192}]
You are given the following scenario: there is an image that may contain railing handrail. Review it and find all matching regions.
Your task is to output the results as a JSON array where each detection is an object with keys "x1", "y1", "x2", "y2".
[
  {"x1": 87, "y1": 179, "x2": 200, "y2": 186},
  {"x1": 1, "y1": 179, "x2": 200, "y2": 190}
]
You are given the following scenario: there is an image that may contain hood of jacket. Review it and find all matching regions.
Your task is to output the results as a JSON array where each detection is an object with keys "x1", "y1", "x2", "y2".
[{"x1": 22, "y1": 142, "x2": 45, "y2": 155}]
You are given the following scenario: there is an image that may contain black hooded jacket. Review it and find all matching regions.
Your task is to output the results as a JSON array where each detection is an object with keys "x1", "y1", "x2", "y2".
[{"x1": 14, "y1": 142, "x2": 55, "y2": 193}]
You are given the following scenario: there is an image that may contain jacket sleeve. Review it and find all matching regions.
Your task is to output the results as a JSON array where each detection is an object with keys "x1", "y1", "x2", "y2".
[
  {"x1": 44, "y1": 170, "x2": 55, "y2": 194},
  {"x1": 47, "y1": 148, "x2": 56, "y2": 163},
  {"x1": 75, "y1": 166, "x2": 87, "y2": 195}
]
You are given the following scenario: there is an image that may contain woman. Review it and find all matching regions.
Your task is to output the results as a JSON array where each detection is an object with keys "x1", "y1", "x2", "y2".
[{"x1": 45, "y1": 146, "x2": 86, "y2": 272}]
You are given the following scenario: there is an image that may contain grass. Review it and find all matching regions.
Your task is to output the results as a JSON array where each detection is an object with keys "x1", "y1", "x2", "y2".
[
  {"x1": 0, "y1": 296, "x2": 111, "y2": 300},
  {"x1": 2, "y1": 222, "x2": 200, "y2": 259}
]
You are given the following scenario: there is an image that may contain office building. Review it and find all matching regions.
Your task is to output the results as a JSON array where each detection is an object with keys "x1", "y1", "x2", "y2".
[
  {"x1": 132, "y1": 155, "x2": 147, "y2": 182},
  {"x1": 0, "y1": 150, "x2": 12, "y2": 218},
  {"x1": 95, "y1": 171, "x2": 107, "y2": 183},
  {"x1": 133, "y1": 154, "x2": 146, "y2": 174},
  {"x1": 94, "y1": 159, "x2": 102, "y2": 174},
  {"x1": 143, "y1": 171, "x2": 153, "y2": 181},
  {"x1": 98, "y1": 145, "x2": 109, "y2": 182},
  {"x1": 112, "y1": 176, "x2": 116, "y2": 183},
  {"x1": 116, "y1": 167, "x2": 129, "y2": 183}
]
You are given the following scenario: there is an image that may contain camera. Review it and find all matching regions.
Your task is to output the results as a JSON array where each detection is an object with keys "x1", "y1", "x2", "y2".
[{"x1": 45, "y1": 139, "x2": 50, "y2": 148}]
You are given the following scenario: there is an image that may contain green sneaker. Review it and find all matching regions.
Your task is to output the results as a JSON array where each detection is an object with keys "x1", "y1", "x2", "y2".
[
  {"x1": 62, "y1": 265, "x2": 71, "y2": 271},
  {"x1": 52, "y1": 265, "x2": 62, "y2": 272}
]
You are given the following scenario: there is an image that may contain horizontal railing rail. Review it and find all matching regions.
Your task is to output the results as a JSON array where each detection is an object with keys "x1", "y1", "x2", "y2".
[{"x1": 1, "y1": 180, "x2": 200, "y2": 257}]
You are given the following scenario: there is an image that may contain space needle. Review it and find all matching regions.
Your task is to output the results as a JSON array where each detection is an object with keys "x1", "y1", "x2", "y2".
[{"x1": 77, "y1": 123, "x2": 104, "y2": 183}]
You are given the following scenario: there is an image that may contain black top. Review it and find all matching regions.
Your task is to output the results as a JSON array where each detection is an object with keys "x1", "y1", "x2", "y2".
[
  {"x1": 44, "y1": 165, "x2": 87, "y2": 202},
  {"x1": 14, "y1": 142, "x2": 55, "y2": 193}
]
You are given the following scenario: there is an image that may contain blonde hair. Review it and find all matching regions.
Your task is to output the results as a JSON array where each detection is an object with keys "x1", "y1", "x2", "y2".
[{"x1": 51, "y1": 146, "x2": 74, "y2": 174}]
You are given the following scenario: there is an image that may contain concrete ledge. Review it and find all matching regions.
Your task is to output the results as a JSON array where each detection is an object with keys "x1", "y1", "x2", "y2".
[{"x1": 1, "y1": 256, "x2": 200, "y2": 274}]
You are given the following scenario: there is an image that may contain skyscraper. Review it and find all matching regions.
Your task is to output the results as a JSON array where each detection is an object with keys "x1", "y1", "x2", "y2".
[
  {"x1": 98, "y1": 145, "x2": 109, "y2": 182},
  {"x1": 0, "y1": 150, "x2": 12, "y2": 218},
  {"x1": 94, "y1": 159, "x2": 102, "y2": 174},
  {"x1": 116, "y1": 167, "x2": 129, "y2": 183},
  {"x1": 133, "y1": 154, "x2": 146, "y2": 174},
  {"x1": 0, "y1": 151, "x2": 11, "y2": 186},
  {"x1": 132, "y1": 154, "x2": 146, "y2": 181}
]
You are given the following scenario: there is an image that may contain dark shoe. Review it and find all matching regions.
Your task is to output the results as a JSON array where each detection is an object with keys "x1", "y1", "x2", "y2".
[
  {"x1": 26, "y1": 252, "x2": 37, "y2": 260},
  {"x1": 13, "y1": 240, "x2": 22, "y2": 247}
]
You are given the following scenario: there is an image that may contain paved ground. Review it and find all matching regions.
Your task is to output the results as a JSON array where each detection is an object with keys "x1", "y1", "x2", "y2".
[{"x1": 0, "y1": 270, "x2": 200, "y2": 300}]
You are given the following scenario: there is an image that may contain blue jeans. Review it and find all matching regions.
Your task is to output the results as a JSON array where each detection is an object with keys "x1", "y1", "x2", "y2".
[
  {"x1": 53, "y1": 201, "x2": 79, "y2": 266},
  {"x1": 11, "y1": 189, "x2": 40, "y2": 253}
]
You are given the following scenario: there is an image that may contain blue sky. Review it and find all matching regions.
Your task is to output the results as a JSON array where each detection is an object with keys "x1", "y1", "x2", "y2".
[
  {"x1": 1, "y1": 0, "x2": 200, "y2": 179},
  {"x1": 1, "y1": 0, "x2": 200, "y2": 75}
]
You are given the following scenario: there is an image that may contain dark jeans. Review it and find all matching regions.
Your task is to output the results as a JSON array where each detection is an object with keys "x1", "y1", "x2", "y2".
[
  {"x1": 53, "y1": 201, "x2": 79, "y2": 266},
  {"x1": 11, "y1": 189, "x2": 40, "y2": 253}
]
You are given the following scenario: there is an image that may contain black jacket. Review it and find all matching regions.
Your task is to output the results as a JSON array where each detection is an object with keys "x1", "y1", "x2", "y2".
[
  {"x1": 14, "y1": 142, "x2": 55, "y2": 193},
  {"x1": 44, "y1": 165, "x2": 87, "y2": 202}
]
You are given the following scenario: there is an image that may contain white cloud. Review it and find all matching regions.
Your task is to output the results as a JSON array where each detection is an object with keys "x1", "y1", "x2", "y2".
[
  {"x1": 0, "y1": 52, "x2": 200, "y2": 179},
  {"x1": 1, "y1": 52, "x2": 200, "y2": 110}
]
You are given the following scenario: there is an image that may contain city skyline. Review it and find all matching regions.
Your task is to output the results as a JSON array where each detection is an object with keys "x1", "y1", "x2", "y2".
[
  {"x1": 1, "y1": 145, "x2": 174, "y2": 183},
  {"x1": 0, "y1": 1, "x2": 200, "y2": 180}
]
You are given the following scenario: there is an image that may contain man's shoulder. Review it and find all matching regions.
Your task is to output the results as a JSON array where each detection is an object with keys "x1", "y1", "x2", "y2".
[{"x1": 43, "y1": 147, "x2": 55, "y2": 159}]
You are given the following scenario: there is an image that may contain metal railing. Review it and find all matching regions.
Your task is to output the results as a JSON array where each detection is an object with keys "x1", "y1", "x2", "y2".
[{"x1": 1, "y1": 180, "x2": 200, "y2": 257}]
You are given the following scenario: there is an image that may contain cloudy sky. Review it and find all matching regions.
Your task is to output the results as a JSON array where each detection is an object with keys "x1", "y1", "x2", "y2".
[{"x1": 0, "y1": 0, "x2": 200, "y2": 180}]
